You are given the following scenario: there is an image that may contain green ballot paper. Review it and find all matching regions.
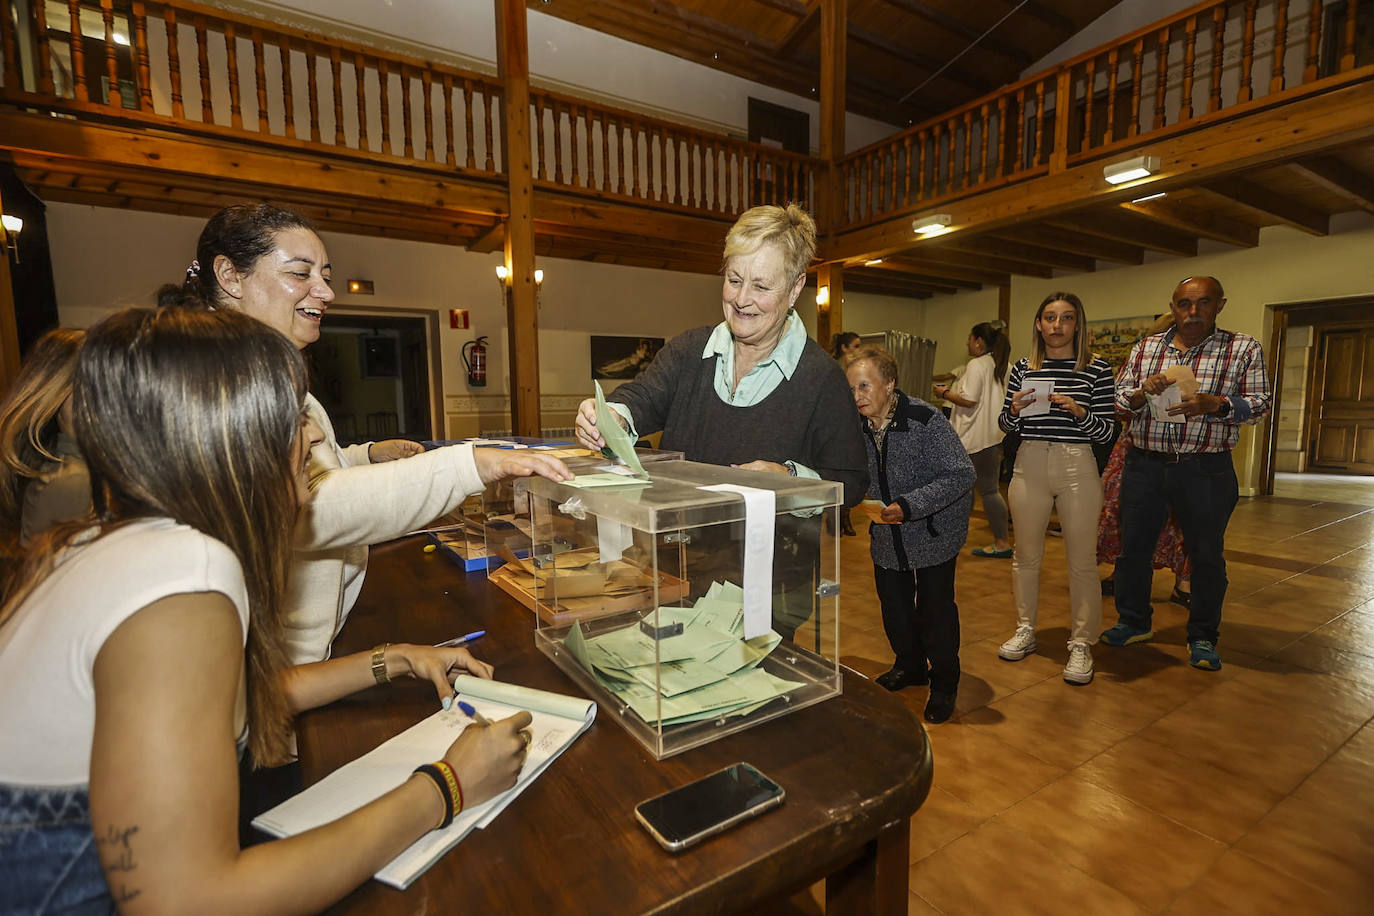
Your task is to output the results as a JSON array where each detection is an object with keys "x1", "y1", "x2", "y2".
[{"x1": 594, "y1": 380, "x2": 648, "y2": 477}]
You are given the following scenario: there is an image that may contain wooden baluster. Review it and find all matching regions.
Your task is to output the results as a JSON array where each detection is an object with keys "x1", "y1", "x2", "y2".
[
  {"x1": 224, "y1": 23, "x2": 244, "y2": 128},
  {"x1": 901, "y1": 135, "x2": 913, "y2": 205},
  {"x1": 462, "y1": 79, "x2": 476, "y2": 168},
  {"x1": 1105, "y1": 47, "x2": 1120, "y2": 139},
  {"x1": 1270, "y1": 0, "x2": 1290, "y2": 92},
  {"x1": 555, "y1": 101, "x2": 566, "y2": 185},
  {"x1": 890, "y1": 141, "x2": 900, "y2": 208},
  {"x1": 400, "y1": 66, "x2": 415, "y2": 158},
  {"x1": 100, "y1": 1, "x2": 120, "y2": 108},
  {"x1": 994, "y1": 97, "x2": 1008, "y2": 177},
  {"x1": 0, "y1": 0, "x2": 19, "y2": 90},
  {"x1": 928, "y1": 125, "x2": 940, "y2": 192},
  {"x1": 442, "y1": 74, "x2": 455, "y2": 166},
  {"x1": 67, "y1": 0, "x2": 88, "y2": 102},
  {"x1": 330, "y1": 47, "x2": 344, "y2": 145},
  {"x1": 601, "y1": 115, "x2": 612, "y2": 193},
  {"x1": 1305, "y1": 0, "x2": 1324, "y2": 82},
  {"x1": 423, "y1": 69, "x2": 436, "y2": 161},
  {"x1": 195, "y1": 16, "x2": 211, "y2": 121},
  {"x1": 356, "y1": 54, "x2": 369, "y2": 150},
  {"x1": 979, "y1": 103, "x2": 991, "y2": 181},
  {"x1": 962, "y1": 111, "x2": 974, "y2": 188},
  {"x1": 377, "y1": 59, "x2": 390, "y2": 153},
  {"x1": 1153, "y1": 26, "x2": 1170, "y2": 129},
  {"x1": 1009, "y1": 90, "x2": 1025, "y2": 171},
  {"x1": 633, "y1": 123, "x2": 644, "y2": 200},
  {"x1": 685, "y1": 135, "x2": 696, "y2": 205},
  {"x1": 1129, "y1": 39, "x2": 1144, "y2": 136},
  {"x1": 677, "y1": 136, "x2": 688, "y2": 206},
  {"x1": 1082, "y1": 58, "x2": 1096, "y2": 150},
  {"x1": 1180, "y1": 16, "x2": 1197, "y2": 122},
  {"x1": 252, "y1": 31, "x2": 268, "y2": 131},
  {"x1": 585, "y1": 109, "x2": 596, "y2": 189},
  {"x1": 482, "y1": 89, "x2": 494, "y2": 172},
  {"x1": 534, "y1": 95, "x2": 547, "y2": 181},
  {"x1": 1239, "y1": 0, "x2": 1257, "y2": 101},
  {"x1": 305, "y1": 44, "x2": 321, "y2": 143},
  {"x1": 568, "y1": 104, "x2": 580, "y2": 187},
  {"x1": 280, "y1": 37, "x2": 295, "y2": 139},
  {"x1": 1033, "y1": 82, "x2": 1047, "y2": 165},
  {"x1": 33, "y1": 0, "x2": 54, "y2": 95},
  {"x1": 1209, "y1": 7, "x2": 1225, "y2": 112},
  {"x1": 132, "y1": 3, "x2": 151, "y2": 111},
  {"x1": 1342, "y1": 0, "x2": 1359, "y2": 70}
]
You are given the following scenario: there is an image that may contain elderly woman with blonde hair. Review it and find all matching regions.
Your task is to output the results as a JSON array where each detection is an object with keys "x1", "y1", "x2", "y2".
[{"x1": 575, "y1": 203, "x2": 868, "y2": 638}]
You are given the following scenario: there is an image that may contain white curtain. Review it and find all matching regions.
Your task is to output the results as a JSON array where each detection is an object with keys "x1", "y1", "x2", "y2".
[{"x1": 869, "y1": 330, "x2": 937, "y2": 398}]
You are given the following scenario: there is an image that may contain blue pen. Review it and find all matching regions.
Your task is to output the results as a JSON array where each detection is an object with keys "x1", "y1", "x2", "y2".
[
  {"x1": 433, "y1": 629, "x2": 485, "y2": 649},
  {"x1": 455, "y1": 700, "x2": 492, "y2": 726}
]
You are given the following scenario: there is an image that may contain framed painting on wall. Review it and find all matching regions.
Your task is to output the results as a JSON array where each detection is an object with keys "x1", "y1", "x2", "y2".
[
  {"x1": 1088, "y1": 314, "x2": 1163, "y2": 368},
  {"x1": 591, "y1": 336, "x2": 665, "y2": 380}
]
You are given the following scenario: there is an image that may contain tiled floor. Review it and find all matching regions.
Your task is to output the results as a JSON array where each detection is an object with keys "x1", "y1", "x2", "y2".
[{"x1": 824, "y1": 471, "x2": 1374, "y2": 914}]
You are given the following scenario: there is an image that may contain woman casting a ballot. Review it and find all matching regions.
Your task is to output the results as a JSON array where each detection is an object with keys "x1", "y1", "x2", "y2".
[
  {"x1": 574, "y1": 203, "x2": 867, "y2": 637},
  {"x1": 0, "y1": 309, "x2": 532, "y2": 913}
]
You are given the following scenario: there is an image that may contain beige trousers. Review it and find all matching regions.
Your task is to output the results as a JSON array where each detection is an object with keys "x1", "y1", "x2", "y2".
[{"x1": 1008, "y1": 440, "x2": 1104, "y2": 643}]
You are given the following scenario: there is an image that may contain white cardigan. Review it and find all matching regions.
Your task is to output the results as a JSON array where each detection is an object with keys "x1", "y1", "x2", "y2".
[
  {"x1": 948, "y1": 353, "x2": 1006, "y2": 456},
  {"x1": 284, "y1": 394, "x2": 485, "y2": 664}
]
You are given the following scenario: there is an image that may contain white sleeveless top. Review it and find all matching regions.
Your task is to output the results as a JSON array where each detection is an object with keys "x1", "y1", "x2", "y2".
[{"x1": 0, "y1": 518, "x2": 250, "y2": 786}]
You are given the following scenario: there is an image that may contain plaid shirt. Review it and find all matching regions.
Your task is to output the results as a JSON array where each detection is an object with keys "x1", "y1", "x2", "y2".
[{"x1": 1116, "y1": 326, "x2": 1271, "y2": 454}]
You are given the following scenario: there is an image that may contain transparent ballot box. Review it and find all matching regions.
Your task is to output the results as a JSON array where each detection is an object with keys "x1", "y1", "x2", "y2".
[
  {"x1": 478, "y1": 446, "x2": 683, "y2": 574},
  {"x1": 526, "y1": 460, "x2": 842, "y2": 759}
]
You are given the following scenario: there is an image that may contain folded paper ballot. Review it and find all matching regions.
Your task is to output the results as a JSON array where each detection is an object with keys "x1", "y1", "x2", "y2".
[
  {"x1": 253, "y1": 677, "x2": 595, "y2": 890},
  {"x1": 857, "y1": 499, "x2": 894, "y2": 524}
]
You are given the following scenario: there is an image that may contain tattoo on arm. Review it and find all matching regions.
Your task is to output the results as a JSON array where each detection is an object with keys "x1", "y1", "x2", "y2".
[{"x1": 95, "y1": 823, "x2": 143, "y2": 904}]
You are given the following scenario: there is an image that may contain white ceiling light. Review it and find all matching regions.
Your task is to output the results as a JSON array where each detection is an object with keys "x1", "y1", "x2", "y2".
[
  {"x1": 911, "y1": 213, "x2": 952, "y2": 237},
  {"x1": 1103, "y1": 155, "x2": 1160, "y2": 185},
  {"x1": 1131, "y1": 192, "x2": 1167, "y2": 203}
]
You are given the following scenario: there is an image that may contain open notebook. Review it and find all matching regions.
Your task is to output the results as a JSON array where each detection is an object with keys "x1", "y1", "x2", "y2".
[{"x1": 253, "y1": 675, "x2": 596, "y2": 889}]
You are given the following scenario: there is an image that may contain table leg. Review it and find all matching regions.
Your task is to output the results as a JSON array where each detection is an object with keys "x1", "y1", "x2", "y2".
[{"x1": 825, "y1": 817, "x2": 911, "y2": 915}]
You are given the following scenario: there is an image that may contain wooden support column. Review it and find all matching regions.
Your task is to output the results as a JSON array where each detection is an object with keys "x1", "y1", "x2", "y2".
[
  {"x1": 0, "y1": 184, "x2": 20, "y2": 391},
  {"x1": 816, "y1": 263, "x2": 844, "y2": 349},
  {"x1": 495, "y1": 0, "x2": 540, "y2": 436}
]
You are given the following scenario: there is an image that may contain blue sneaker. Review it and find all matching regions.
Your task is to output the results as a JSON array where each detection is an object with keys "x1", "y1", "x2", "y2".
[
  {"x1": 1189, "y1": 640, "x2": 1222, "y2": 670},
  {"x1": 1100, "y1": 622, "x2": 1154, "y2": 646}
]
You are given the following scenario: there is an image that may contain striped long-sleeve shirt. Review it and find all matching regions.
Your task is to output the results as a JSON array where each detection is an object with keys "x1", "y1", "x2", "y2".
[
  {"x1": 1115, "y1": 327, "x2": 1271, "y2": 454},
  {"x1": 998, "y1": 356, "x2": 1116, "y2": 444}
]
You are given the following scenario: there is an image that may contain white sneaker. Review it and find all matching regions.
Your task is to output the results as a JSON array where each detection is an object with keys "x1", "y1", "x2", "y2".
[
  {"x1": 998, "y1": 626, "x2": 1037, "y2": 661},
  {"x1": 1063, "y1": 640, "x2": 1094, "y2": 685}
]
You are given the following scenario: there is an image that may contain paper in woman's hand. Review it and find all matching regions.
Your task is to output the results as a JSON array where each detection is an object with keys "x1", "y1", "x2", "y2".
[
  {"x1": 594, "y1": 380, "x2": 648, "y2": 477},
  {"x1": 858, "y1": 499, "x2": 895, "y2": 524},
  {"x1": 1018, "y1": 377, "x2": 1054, "y2": 417}
]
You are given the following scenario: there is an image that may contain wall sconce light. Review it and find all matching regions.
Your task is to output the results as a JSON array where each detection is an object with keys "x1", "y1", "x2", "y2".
[
  {"x1": 534, "y1": 268, "x2": 544, "y2": 285},
  {"x1": 911, "y1": 212, "x2": 952, "y2": 237},
  {"x1": 345, "y1": 279, "x2": 374, "y2": 295},
  {"x1": 495, "y1": 265, "x2": 509, "y2": 284},
  {"x1": 2, "y1": 213, "x2": 23, "y2": 264},
  {"x1": 1103, "y1": 155, "x2": 1160, "y2": 185},
  {"x1": 816, "y1": 285, "x2": 830, "y2": 310}
]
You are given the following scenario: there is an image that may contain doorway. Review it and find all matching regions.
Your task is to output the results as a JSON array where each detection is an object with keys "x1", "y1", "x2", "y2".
[
  {"x1": 307, "y1": 315, "x2": 433, "y2": 446},
  {"x1": 1262, "y1": 296, "x2": 1374, "y2": 494}
]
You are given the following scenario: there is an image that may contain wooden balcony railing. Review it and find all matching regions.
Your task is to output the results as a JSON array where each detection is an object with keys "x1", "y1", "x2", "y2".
[
  {"x1": 838, "y1": 0, "x2": 1372, "y2": 227},
  {"x1": 0, "y1": 0, "x2": 812, "y2": 217}
]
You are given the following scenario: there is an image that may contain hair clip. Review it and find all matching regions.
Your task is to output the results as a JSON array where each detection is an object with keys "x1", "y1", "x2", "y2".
[{"x1": 185, "y1": 259, "x2": 200, "y2": 281}]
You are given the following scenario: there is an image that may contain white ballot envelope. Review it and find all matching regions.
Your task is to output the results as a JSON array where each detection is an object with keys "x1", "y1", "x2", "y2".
[
  {"x1": 1018, "y1": 377, "x2": 1055, "y2": 417},
  {"x1": 1148, "y1": 386, "x2": 1186, "y2": 423}
]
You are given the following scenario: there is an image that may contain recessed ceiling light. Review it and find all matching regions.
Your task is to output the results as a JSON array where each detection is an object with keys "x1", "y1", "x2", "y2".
[
  {"x1": 911, "y1": 213, "x2": 952, "y2": 236},
  {"x1": 1104, "y1": 155, "x2": 1160, "y2": 185},
  {"x1": 1131, "y1": 192, "x2": 1167, "y2": 203}
]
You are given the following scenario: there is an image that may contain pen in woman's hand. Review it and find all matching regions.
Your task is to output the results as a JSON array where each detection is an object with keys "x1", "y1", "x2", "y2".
[
  {"x1": 434, "y1": 629, "x2": 485, "y2": 649},
  {"x1": 456, "y1": 700, "x2": 492, "y2": 726}
]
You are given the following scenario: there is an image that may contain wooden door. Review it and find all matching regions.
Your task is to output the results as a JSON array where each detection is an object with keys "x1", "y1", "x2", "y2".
[{"x1": 1309, "y1": 326, "x2": 1374, "y2": 473}]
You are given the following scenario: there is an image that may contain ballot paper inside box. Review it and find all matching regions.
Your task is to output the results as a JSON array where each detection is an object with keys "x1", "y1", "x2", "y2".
[
  {"x1": 526, "y1": 460, "x2": 843, "y2": 759},
  {"x1": 472, "y1": 445, "x2": 684, "y2": 574}
]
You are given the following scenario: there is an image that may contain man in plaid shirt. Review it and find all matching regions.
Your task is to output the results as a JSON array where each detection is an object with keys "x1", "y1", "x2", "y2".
[{"x1": 1100, "y1": 276, "x2": 1272, "y2": 671}]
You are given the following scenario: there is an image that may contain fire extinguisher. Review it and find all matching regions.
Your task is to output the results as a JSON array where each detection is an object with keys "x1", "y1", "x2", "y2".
[{"x1": 461, "y1": 335, "x2": 488, "y2": 387}]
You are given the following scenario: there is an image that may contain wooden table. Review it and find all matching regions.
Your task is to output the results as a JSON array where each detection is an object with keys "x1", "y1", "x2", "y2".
[{"x1": 298, "y1": 536, "x2": 933, "y2": 914}]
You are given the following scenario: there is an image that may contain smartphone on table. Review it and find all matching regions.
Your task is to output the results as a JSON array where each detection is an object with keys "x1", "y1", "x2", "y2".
[{"x1": 634, "y1": 762, "x2": 785, "y2": 853}]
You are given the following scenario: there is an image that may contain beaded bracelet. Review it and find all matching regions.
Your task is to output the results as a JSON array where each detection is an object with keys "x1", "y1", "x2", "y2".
[{"x1": 414, "y1": 763, "x2": 456, "y2": 828}]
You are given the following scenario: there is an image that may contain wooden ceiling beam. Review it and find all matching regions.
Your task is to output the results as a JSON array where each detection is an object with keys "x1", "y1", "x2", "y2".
[
  {"x1": 1285, "y1": 157, "x2": 1374, "y2": 214},
  {"x1": 992, "y1": 224, "x2": 1144, "y2": 264},
  {"x1": 1201, "y1": 177, "x2": 1330, "y2": 235},
  {"x1": 849, "y1": 26, "x2": 999, "y2": 95},
  {"x1": 920, "y1": 243, "x2": 1058, "y2": 278},
  {"x1": 852, "y1": 267, "x2": 961, "y2": 294},
  {"x1": 864, "y1": 260, "x2": 981, "y2": 290},
  {"x1": 877, "y1": 0, "x2": 1034, "y2": 67},
  {"x1": 467, "y1": 221, "x2": 506, "y2": 253},
  {"x1": 881, "y1": 255, "x2": 1009, "y2": 286},
  {"x1": 776, "y1": 0, "x2": 820, "y2": 58},
  {"x1": 1048, "y1": 210, "x2": 1199, "y2": 258},
  {"x1": 1021, "y1": 1, "x2": 1077, "y2": 38},
  {"x1": 845, "y1": 273, "x2": 935, "y2": 298},
  {"x1": 1118, "y1": 197, "x2": 1260, "y2": 248},
  {"x1": 938, "y1": 237, "x2": 1075, "y2": 275}
]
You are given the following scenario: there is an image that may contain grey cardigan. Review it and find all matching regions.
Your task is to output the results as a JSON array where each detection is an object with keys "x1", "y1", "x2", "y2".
[{"x1": 860, "y1": 392, "x2": 976, "y2": 571}]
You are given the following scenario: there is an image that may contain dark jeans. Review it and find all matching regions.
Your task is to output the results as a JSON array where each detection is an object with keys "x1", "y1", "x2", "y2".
[
  {"x1": 0, "y1": 784, "x2": 114, "y2": 915},
  {"x1": 1113, "y1": 448, "x2": 1239, "y2": 643},
  {"x1": 873, "y1": 557, "x2": 960, "y2": 694}
]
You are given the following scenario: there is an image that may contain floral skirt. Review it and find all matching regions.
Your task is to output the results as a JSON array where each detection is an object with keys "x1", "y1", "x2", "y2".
[{"x1": 1097, "y1": 437, "x2": 1191, "y2": 580}]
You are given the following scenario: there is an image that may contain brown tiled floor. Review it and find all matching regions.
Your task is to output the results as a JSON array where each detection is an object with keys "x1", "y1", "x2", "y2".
[{"x1": 830, "y1": 472, "x2": 1374, "y2": 913}]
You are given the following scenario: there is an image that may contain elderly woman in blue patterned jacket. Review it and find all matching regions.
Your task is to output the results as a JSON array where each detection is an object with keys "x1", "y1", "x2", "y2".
[{"x1": 846, "y1": 345, "x2": 975, "y2": 724}]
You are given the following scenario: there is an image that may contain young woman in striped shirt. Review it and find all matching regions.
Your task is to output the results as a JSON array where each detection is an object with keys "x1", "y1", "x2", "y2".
[{"x1": 996, "y1": 293, "x2": 1116, "y2": 685}]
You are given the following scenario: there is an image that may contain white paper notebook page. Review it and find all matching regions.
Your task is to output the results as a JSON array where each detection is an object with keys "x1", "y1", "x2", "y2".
[{"x1": 1018, "y1": 378, "x2": 1055, "y2": 417}]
